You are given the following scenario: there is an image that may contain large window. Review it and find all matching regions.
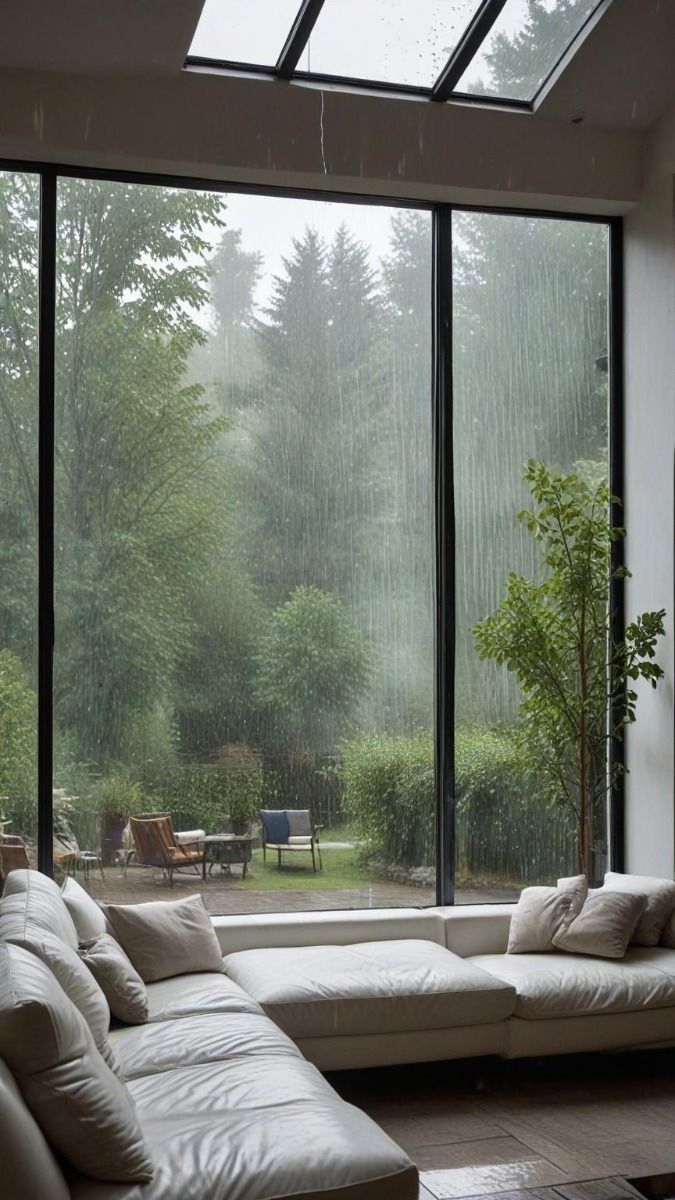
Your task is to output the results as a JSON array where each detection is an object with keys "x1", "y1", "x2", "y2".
[
  {"x1": 0, "y1": 171, "x2": 39, "y2": 871},
  {"x1": 52, "y1": 180, "x2": 434, "y2": 914},
  {"x1": 0, "y1": 167, "x2": 616, "y2": 913},
  {"x1": 453, "y1": 212, "x2": 610, "y2": 899}
]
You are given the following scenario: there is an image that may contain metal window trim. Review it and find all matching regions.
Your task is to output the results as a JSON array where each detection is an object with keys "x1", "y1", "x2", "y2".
[{"x1": 0, "y1": 156, "x2": 620, "y2": 898}]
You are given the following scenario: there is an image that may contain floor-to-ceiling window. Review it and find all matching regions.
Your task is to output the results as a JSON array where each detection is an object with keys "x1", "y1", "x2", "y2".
[
  {"x1": 0, "y1": 166, "x2": 615, "y2": 912},
  {"x1": 52, "y1": 179, "x2": 435, "y2": 913},
  {"x1": 0, "y1": 171, "x2": 39, "y2": 870},
  {"x1": 452, "y1": 212, "x2": 610, "y2": 898}
]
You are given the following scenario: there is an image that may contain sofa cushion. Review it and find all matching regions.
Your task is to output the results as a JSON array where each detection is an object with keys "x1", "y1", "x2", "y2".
[
  {"x1": 1, "y1": 869, "x2": 79, "y2": 950},
  {"x1": 552, "y1": 890, "x2": 646, "y2": 958},
  {"x1": 470, "y1": 948, "x2": 675, "y2": 1019},
  {"x1": 69, "y1": 1057, "x2": 417, "y2": 1200},
  {"x1": 111, "y1": 1011, "x2": 302, "y2": 1080},
  {"x1": 0, "y1": 943, "x2": 153, "y2": 1184},
  {"x1": 2, "y1": 928, "x2": 114, "y2": 1069},
  {"x1": 62, "y1": 876, "x2": 111, "y2": 941},
  {"x1": 602, "y1": 871, "x2": 675, "y2": 946},
  {"x1": 79, "y1": 934, "x2": 149, "y2": 1024},
  {"x1": 145, "y1": 971, "x2": 263, "y2": 1023},
  {"x1": 106, "y1": 894, "x2": 224, "y2": 982},
  {"x1": 0, "y1": 1058, "x2": 71, "y2": 1200},
  {"x1": 261, "y1": 808, "x2": 290, "y2": 844},
  {"x1": 286, "y1": 809, "x2": 312, "y2": 836},
  {"x1": 223, "y1": 939, "x2": 516, "y2": 1039}
]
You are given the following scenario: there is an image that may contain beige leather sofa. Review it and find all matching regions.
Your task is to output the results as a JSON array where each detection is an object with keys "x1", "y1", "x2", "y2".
[
  {"x1": 0, "y1": 872, "x2": 417, "y2": 1200},
  {"x1": 4, "y1": 872, "x2": 675, "y2": 1200}
]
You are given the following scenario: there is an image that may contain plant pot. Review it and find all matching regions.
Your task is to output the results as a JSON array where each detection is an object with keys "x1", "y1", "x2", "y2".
[
  {"x1": 101, "y1": 813, "x2": 127, "y2": 867},
  {"x1": 230, "y1": 819, "x2": 252, "y2": 836}
]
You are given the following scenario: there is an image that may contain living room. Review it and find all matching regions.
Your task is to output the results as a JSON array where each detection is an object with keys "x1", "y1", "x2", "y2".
[{"x1": 1, "y1": 2, "x2": 675, "y2": 1199}]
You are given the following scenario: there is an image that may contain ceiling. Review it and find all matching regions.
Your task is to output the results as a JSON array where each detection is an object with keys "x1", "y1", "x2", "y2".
[{"x1": 0, "y1": 0, "x2": 672, "y2": 133}]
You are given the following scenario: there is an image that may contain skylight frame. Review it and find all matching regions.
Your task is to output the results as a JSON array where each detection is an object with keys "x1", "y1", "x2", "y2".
[{"x1": 185, "y1": 0, "x2": 611, "y2": 113}]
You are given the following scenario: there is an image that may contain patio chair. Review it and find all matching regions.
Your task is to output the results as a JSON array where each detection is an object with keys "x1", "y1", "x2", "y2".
[
  {"x1": 127, "y1": 814, "x2": 206, "y2": 886},
  {"x1": 0, "y1": 834, "x2": 31, "y2": 884},
  {"x1": 260, "y1": 809, "x2": 323, "y2": 872}
]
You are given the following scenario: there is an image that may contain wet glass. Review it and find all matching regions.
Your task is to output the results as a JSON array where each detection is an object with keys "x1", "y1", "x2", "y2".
[
  {"x1": 456, "y1": 0, "x2": 600, "y2": 101},
  {"x1": 298, "y1": 0, "x2": 482, "y2": 88},
  {"x1": 0, "y1": 171, "x2": 39, "y2": 873},
  {"x1": 189, "y1": 0, "x2": 302, "y2": 66},
  {"x1": 452, "y1": 211, "x2": 609, "y2": 900}
]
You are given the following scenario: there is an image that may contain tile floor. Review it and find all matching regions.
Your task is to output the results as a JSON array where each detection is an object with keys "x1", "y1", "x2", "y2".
[{"x1": 327, "y1": 1051, "x2": 675, "y2": 1200}]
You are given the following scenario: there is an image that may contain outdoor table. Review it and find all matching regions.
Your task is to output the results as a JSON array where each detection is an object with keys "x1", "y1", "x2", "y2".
[{"x1": 201, "y1": 834, "x2": 254, "y2": 881}]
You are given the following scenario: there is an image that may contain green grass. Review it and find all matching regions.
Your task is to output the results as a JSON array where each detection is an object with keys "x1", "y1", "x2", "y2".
[{"x1": 239, "y1": 842, "x2": 372, "y2": 891}]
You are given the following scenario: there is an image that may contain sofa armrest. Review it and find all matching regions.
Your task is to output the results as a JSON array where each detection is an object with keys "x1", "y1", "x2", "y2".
[{"x1": 434, "y1": 904, "x2": 516, "y2": 957}]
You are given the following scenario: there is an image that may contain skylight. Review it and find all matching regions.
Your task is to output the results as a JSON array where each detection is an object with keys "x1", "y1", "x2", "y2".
[{"x1": 186, "y1": 0, "x2": 607, "y2": 109}]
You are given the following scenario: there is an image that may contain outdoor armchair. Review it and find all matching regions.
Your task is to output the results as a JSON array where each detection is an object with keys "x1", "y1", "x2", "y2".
[
  {"x1": 260, "y1": 809, "x2": 323, "y2": 872},
  {"x1": 127, "y1": 814, "x2": 206, "y2": 885}
]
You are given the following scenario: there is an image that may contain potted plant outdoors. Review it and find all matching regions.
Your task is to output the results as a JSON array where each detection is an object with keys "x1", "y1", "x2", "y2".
[
  {"x1": 93, "y1": 775, "x2": 144, "y2": 866},
  {"x1": 473, "y1": 460, "x2": 665, "y2": 880},
  {"x1": 226, "y1": 768, "x2": 264, "y2": 836}
]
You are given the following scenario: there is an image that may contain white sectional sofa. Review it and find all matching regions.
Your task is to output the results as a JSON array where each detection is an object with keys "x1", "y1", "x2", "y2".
[{"x1": 4, "y1": 871, "x2": 675, "y2": 1199}]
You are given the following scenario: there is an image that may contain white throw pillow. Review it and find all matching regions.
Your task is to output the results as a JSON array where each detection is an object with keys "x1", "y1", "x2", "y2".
[
  {"x1": 79, "y1": 934, "x2": 148, "y2": 1024},
  {"x1": 9, "y1": 931, "x2": 116, "y2": 1070},
  {"x1": 0, "y1": 943, "x2": 153, "y2": 1183},
  {"x1": 552, "y1": 889, "x2": 647, "y2": 959},
  {"x1": 508, "y1": 876, "x2": 588, "y2": 953},
  {"x1": 105, "y1": 894, "x2": 224, "y2": 983},
  {"x1": 61, "y1": 876, "x2": 111, "y2": 941},
  {"x1": 602, "y1": 871, "x2": 675, "y2": 947}
]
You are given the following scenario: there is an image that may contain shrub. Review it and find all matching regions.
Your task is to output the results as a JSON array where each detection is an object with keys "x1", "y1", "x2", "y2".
[
  {"x1": 341, "y1": 731, "x2": 434, "y2": 868},
  {"x1": 143, "y1": 763, "x2": 264, "y2": 834},
  {"x1": 341, "y1": 726, "x2": 576, "y2": 882},
  {"x1": 0, "y1": 649, "x2": 37, "y2": 838}
]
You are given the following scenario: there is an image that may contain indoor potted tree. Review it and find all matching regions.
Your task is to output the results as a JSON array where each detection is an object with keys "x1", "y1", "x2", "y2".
[{"x1": 474, "y1": 460, "x2": 665, "y2": 879}]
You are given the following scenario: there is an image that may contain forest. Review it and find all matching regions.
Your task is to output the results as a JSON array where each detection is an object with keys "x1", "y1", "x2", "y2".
[{"x1": 0, "y1": 3, "x2": 610, "y2": 892}]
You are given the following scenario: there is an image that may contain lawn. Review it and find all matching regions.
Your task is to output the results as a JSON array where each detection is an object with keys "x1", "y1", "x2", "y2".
[{"x1": 239, "y1": 833, "x2": 372, "y2": 891}]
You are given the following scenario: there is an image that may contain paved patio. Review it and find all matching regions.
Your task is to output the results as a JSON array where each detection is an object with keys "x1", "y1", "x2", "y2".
[{"x1": 80, "y1": 865, "x2": 519, "y2": 914}]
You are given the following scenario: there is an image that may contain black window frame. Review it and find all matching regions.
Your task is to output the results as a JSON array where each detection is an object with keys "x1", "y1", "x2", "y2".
[
  {"x1": 0, "y1": 157, "x2": 623, "y2": 905},
  {"x1": 184, "y1": 0, "x2": 612, "y2": 112}
]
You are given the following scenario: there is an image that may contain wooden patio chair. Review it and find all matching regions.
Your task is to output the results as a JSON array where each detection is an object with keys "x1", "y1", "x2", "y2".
[
  {"x1": 128, "y1": 814, "x2": 206, "y2": 886},
  {"x1": 0, "y1": 834, "x2": 31, "y2": 885},
  {"x1": 260, "y1": 809, "x2": 323, "y2": 872}
]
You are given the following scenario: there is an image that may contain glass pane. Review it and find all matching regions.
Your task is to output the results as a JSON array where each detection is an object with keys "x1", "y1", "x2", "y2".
[
  {"x1": 298, "y1": 0, "x2": 482, "y2": 88},
  {"x1": 452, "y1": 213, "x2": 609, "y2": 901},
  {"x1": 456, "y1": 0, "x2": 600, "y2": 101},
  {"x1": 188, "y1": 0, "x2": 301, "y2": 65},
  {"x1": 54, "y1": 179, "x2": 434, "y2": 914},
  {"x1": 0, "y1": 171, "x2": 39, "y2": 872}
]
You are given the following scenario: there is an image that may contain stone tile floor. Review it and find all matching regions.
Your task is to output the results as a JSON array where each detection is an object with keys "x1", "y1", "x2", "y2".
[{"x1": 328, "y1": 1052, "x2": 675, "y2": 1200}]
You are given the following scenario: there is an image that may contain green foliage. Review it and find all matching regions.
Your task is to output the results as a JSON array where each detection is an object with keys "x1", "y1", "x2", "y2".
[
  {"x1": 144, "y1": 763, "x2": 263, "y2": 834},
  {"x1": 0, "y1": 649, "x2": 37, "y2": 837},
  {"x1": 474, "y1": 460, "x2": 665, "y2": 874},
  {"x1": 341, "y1": 731, "x2": 435, "y2": 868},
  {"x1": 342, "y1": 724, "x2": 573, "y2": 881},
  {"x1": 256, "y1": 586, "x2": 370, "y2": 753}
]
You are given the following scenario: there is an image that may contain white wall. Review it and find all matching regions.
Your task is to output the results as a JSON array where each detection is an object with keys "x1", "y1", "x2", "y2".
[{"x1": 624, "y1": 101, "x2": 675, "y2": 875}]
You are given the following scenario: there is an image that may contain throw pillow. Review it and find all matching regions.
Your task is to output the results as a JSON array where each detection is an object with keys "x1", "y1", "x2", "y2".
[
  {"x1": 79, "y1": 934, "x2": 148, "y2": 1024},
  {"x1": 61, "y1": 876, "x2": 111, "y2": 941},
  {"x1": 602, "y1": 871, "x2": 675, "y2": 947},
  {"x1": 552, "y1": 890, "x2": 647, "y2": 959},
  {"x1": 508, "y1": 883, "x2": 582, "y2": 953},
  {"x1": 556, "y1": 874, "x2": 589, "y2": 925},
  {"x1": 0, "y1": 943, "x2": 153, "y2": 1183},
  {"x1": 5, "y1": 930, "x2": 116, "y2": 1070},
  {"x1": 105, "y1": 894, "x2": 224, "y2": 983}
]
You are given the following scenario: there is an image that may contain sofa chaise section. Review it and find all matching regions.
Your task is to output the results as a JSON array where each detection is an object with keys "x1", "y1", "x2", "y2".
[{"x1": 223, "y1": 937, "x2": 517, "y2": 1068}]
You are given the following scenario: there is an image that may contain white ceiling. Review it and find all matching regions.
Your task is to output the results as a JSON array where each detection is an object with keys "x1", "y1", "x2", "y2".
[{"x1": 0, "y1": 0, "x2": 673, "y2": 132}]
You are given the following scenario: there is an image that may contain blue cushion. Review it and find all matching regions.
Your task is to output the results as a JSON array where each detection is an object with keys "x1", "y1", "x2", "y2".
[{"x1": 260, "y1": 810, "x2": 290, "y2": 845}]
